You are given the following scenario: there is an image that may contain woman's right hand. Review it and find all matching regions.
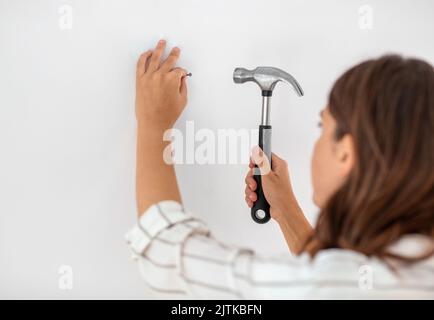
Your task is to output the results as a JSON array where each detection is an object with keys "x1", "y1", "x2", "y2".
[
  {"x1": 244, "y1": 149, "x2": 313, "y2": 253},
  {"x1": 244, "y1": 150, "x2": 300, "y2": 224}
]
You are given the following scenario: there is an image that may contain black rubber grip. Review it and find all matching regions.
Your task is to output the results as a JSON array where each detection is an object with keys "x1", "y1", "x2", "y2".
[{"x1": 251, "y1": 125, "x2": 272, "y2": 224}]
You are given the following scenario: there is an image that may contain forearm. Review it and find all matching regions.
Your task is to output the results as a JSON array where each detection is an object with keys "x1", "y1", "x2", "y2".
[
  {"x1": 133, "y1": 40, "x2": 188, "y2": 216},
  {"x1": 275, "y1": 203, "x2": 313, "y2": 254},
  {"x1": 136, "y1": 123, "x2": 181, "y2": 216}
]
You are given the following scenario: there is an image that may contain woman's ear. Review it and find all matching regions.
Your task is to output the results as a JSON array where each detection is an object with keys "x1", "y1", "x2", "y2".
[{"x1": 336, "y1": 133, "x2": 355, "y2": 177}]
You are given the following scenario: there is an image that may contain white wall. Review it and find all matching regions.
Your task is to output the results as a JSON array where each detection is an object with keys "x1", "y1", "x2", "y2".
[{"x1": 0, "y1": 0, "x2": 433, "y2": 299}]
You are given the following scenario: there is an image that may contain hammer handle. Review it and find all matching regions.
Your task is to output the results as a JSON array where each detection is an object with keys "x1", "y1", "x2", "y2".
[{"x1": 251, "y1": 125, "x2": 272, "y2": 224}]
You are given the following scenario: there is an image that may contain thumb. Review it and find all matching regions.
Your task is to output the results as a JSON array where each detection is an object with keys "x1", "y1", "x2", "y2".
[
  {"x1": 171, "y1": 67, "x2": 188, "y2": 96},
  {"x1": 172, "y1": 67, "x2": 188, "y2": 95},
  {"x1": 180, "y1": 74, "x2": 188, "y2": 96},
  {"x1": 251, "y1": 145, "x2": 271, "y2": 176}
]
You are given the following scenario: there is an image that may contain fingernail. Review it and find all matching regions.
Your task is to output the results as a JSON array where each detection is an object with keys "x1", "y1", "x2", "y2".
[
  {"x1": 173, "y1": 47, "x2": 180, "y2": 53},
  {"x1": 159, "y1": 39, "x2": 166, "y2": 45}
]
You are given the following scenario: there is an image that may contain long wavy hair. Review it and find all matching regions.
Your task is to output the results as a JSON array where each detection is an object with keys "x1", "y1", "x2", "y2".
[{"x1": 303, "y1": 55, "x2": 434, "y2": 262}]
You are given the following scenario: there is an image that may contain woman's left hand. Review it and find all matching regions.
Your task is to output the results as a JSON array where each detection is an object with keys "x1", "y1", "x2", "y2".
[{"x1": 135, "y1": 39, "x2": 189, "y2": 130}]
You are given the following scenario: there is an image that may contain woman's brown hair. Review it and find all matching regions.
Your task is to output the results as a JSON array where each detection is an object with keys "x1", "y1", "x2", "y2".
[{"x1": 303, "y1": 55, "x2": 434, "y2": 262}]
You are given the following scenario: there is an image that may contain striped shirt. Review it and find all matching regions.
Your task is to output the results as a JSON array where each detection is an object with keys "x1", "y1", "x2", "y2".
[{"x1": 125, "y1": 200, "x2": 434, "y2": 299}]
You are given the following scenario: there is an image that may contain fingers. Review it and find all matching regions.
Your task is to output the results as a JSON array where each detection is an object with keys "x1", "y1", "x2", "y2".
[
  {"x1": 245, "y1": 195, "x2": 253, "y2": 208},
  {"x1": 250, "y1": 147, "x2": 287, "y2": 175},
  {"x1": 244, "y1": 184, "x2": 256, "y2": 208},
  {"x1": 244, "y1": 169, "x2": 257, "y2": 191},
  {"x1": 141, "y1": 40, "x2": 189, "y2": 92},
  {"x1": 170, "y1": 67, "x2": 188, "y2": 77},
  {"x1": 147, "y1": 39, "x2": 166, "y2": 73},
  {"x1": 249, "y1": 156, "x2": 255, "y2": 169},
  {"x1": 136, "y1": 50, "x2": 153, "y2": 77},
  {"x1": 160, "y1": 46, "x2": 181, "y2": 73},
  {"x1": 244, "y1": 167, "x2": 257, "y2": 208},
  {"x1": 245, "y1": 185, "x2": 257, "y2": 202}
]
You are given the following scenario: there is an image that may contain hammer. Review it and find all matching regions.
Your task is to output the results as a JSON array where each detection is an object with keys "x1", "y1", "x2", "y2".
[{"x1": 233, "y1": 66, "x2": 304, "y2": 224}]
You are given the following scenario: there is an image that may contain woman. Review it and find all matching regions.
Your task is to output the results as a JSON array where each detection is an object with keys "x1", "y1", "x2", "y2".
[{"x1": 126, "y1": 39, "x2": 434, "y2": 299}]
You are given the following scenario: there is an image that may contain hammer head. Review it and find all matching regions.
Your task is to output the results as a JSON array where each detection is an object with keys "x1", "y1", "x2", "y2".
[{"x1": 233, "y1": 66, "x2": 304, "y2": 96}]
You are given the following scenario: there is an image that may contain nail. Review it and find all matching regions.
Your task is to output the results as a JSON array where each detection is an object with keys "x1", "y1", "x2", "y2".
[
  {"x1": 159, "y1": 39, "x2": 166, "y2": 45},
  {"x1": 185, "y1": 72, "x2": 192, "y2": 77}
]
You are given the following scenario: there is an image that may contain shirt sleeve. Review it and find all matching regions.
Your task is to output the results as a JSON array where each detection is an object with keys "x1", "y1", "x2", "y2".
[{"x1": 125, "y1": 200, "x2": 310, "y2": 299}]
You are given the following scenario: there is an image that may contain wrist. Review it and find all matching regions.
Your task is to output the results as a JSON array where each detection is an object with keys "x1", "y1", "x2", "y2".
[
  {"x1": 137, "y1": 119, "x2": 172, "y2": 135},
  {"x1": 274, "y1": 195, "x2": 300, "y2": 217},
  {"x1": 274, "y1": 199, "x2": 305, "y2": 226},
  {"x1": 137, "y1": 122, "x2": 173, "y2": 152},
  {"x1": 274, "y1": 202, "x2": 312, "y2": 254}
]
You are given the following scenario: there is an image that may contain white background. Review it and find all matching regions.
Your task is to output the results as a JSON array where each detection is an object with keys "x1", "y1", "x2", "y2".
[{"x1": 1, "y1": 0, "x2": 433, "y2": 299}]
